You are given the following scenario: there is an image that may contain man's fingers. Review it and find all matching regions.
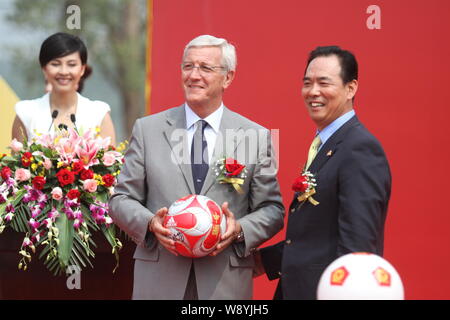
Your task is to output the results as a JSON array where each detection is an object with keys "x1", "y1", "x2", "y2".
[
  {"x1": 221, "y1": 202, "x2": 232, "y2": 217},
  {"x1": 155, "y1": 207, "x2": 168, "y2": 217},
  {"x1": 210, "y1": 237, "x2": 233, "y2": 256},
  {"x1": 152, "y1": 207, "x2": 172, "y2": 236},
  {"x1": 221, "y1": 202, "x2": 236, "y2": 239}
]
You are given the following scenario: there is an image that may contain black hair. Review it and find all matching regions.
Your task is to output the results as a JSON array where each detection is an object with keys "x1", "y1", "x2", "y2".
[
  {"x1": 39, "y1": 32, "x2": 87, "y2": 67},
  {"x1": 305, "y1": 46, "x2": 358, "y2": 84}
]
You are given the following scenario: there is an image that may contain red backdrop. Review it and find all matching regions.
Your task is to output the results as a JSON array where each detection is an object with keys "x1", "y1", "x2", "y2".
[{"x1": 148, "y1": 0, "x2": 450, "y2": 299}]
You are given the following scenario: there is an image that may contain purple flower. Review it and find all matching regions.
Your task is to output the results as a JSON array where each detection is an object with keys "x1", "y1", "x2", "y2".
[
  {"x1": 65, "y1": 198, "x2": 79, "y2": 208},
  {"x1": 47, "y1": 207, "x2": 59, "y2": 220},
  {"x1": 63, "y1": 207, "x2": 75, "y2": 220},
  {"x1": 5, "y1": 177, "x2": 15, "y2": 188},
  {"x1": 6, "y1": 203, "x2": 14, "y2": 213},
  {"x1": 23, "y1": 193, "x2": 32, "y2": 203},
  {"x1": 28, "y1": 218, "x2": 40, "y2": 231},
  {"x1": 90, "y1": 203, "x2": 108, "y2": 224},
  {"x1": 31, "y1": 232, "x2": 41, "y2": 243},
  {"x1": 31, "y1": 205, "x2": 41, "y2": 218},
  {"x1": 73, "y1": 210, "x2": 83, "y2": 220},
  {"x1": 37, "y1": 192, "x2": 48, "y2": 204},
  {"x1": 73, "y1": 218, "x2": 83, "y2": 229},
  {"x1": 42, "y1": 218, "x2": 53, "y2": 228},
  {"x1": 0, "y1": 193, "x2": 6, "y2": 204},
  {"x1": 29, "y1": 189, "x2": 41, "y2": 202},
  {"x1": 22, "y1": 237, "x2": 33, "y2": 247}
]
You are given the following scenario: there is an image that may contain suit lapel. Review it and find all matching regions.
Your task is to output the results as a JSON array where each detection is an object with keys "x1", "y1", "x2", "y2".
[
  {"x1": 162, "y1": 105, "x2": 195, "y2": 194},
  {"x1": 308, "y1": 116, "x2": 360, "y2": 173},
  {"x1": 202, "y1": 107, "x2": 243, "y2": 195}
]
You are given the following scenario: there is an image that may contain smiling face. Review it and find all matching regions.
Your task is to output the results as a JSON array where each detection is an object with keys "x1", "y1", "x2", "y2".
[
  {"x1": 302, "y1": 55, "x2": 358, "y2": 130},
  {"x1": 182, "y1": 46, "x2": 234, "y2": 115},
  {"x1": 42, "y1": 51, "x2": 85, "y2": 94}
]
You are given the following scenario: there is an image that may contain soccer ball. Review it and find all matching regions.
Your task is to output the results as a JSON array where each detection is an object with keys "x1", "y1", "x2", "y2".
[
  {"x1": 163, "y1": 195, "x2": 227, "y2": 258},
  {"x1": 317, "y1": 252, "x2": 404, "y2": 300}
]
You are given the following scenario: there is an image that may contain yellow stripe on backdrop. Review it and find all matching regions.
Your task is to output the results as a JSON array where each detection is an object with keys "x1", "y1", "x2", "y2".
[
  {"x1": 0, "y1": 76, "x2": 19, "y2": 154},
  {"x1": 145, "y1": 0, "x2": 153, "y2": 115}
]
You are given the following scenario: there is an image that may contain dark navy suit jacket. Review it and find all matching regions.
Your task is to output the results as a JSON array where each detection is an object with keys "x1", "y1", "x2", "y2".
[{"x1": 260, "y1": 116, "x2": 391, "y2": 300}]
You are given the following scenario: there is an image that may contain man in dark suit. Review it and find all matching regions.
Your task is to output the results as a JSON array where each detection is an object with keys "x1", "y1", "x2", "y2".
[{"x1": 255, "y1": 46, "x2": 391, "y2": 300}]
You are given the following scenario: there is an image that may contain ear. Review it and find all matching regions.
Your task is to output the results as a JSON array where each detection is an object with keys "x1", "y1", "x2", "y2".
[
  {"x1": 80, "y1": 64, "x2": 86, "y2": 77},
  {"x1": 346, "y1": 79, "x2": 358, "y2": 100},
  {"x1": 42, "y1": 66, "x2": 48, "y2": 78},
  {"x1": 222, "y1": 70, "x2": 235, "y2": 90}
]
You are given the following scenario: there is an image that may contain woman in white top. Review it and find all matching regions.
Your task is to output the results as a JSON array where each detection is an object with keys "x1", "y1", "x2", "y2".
[{"x1": 12, "y1": 32, "x2": 116, "y2": 146}]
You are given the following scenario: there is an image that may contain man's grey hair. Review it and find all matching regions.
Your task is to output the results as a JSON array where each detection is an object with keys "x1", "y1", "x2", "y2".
[{"x1": 183, "y1": 34, "x2": 237, "y2": 72}]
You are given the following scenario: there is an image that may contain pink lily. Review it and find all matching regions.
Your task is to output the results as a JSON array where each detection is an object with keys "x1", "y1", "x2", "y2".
[
  {"x1": 55, "y1": 128, "x2": 82, "y2": 164},
  {"x1": 75, "y1": 137, "x2": 100, "y2": 167}
]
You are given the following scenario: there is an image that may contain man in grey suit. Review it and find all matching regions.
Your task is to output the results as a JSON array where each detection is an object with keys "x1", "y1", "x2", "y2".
[{"x1": 109, "y1": 35, "x2": 284, "y2": 299}]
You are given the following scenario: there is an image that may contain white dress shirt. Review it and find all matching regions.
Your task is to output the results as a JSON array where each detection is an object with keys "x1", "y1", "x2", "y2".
[{"x1": 185, "y1": 103, "x2": 224, "y2": 164}]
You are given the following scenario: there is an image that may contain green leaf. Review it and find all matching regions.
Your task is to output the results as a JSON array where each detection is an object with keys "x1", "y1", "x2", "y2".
[
  {"x1": 95, "y1": 192, "x2": 109, "y2": 204},
  {"x1": 55, "y1": 213, "x2": 74, "y2": 270},
  {"x1": 11, "y1": 205, "x2": 30, "y2": 233},
  {"x1": 12, "y1": 189, "x2": 27, "y2": 206},
  {"x1": 102, "y1": 224, "x2": 117, "y2": 248}
]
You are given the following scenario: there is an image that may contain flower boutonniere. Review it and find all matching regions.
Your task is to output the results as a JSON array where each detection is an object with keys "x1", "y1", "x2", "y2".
[
  {"x1": 215, "y1": 157, "x2": 247, "y2": 194},
  {"x1": 292, "y1": 170, "x2": 319, "y2": 206}
]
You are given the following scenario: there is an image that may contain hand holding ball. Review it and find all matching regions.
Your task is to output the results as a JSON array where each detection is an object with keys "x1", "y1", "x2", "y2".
[{"x1": 163, "y1": 195, "x2": 227, "y2": 258}]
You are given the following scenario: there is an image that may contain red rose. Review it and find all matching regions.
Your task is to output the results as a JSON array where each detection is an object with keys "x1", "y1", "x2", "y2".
[
  {"x1": 32, "y1": 176, "x2": 46, "y2": 190},
  {"x1": 21, "y1": 152, "x2": 33, "y2": 167},
  {"x1": 56, "y1": 168, "x2": 75, "y2": 187},
  {"x1": 224, "y1": 158, "x2": 245, "y2": 176},
  {"x1": 67, "y1": 189, "x2": 81, "y2": 200},
  {"x1": 102, "y1": 174, "x2": 115, "y2": 187},
  {"x1": 71, "y1": 161, "x2": 84, "y2": 174},
  {"x1": 292, "y1": 176, "x2": 308, "y2": 193},
  {"x1": 1, "y1": 167, "x2": 12, "y2": 180},
  {"x1": 80, "y1": 169, "x2": 94, "y2": 180}
]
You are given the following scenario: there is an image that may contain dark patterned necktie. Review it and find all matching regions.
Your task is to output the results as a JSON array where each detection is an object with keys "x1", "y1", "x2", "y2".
[{"x1": 191, "y1": 120, "x2": 209, "y2": 194}]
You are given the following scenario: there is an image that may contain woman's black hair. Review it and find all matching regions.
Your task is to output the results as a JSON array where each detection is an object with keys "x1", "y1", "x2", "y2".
[{"x1": 39, "y1": 32, "x2": 87, "y2": 67}]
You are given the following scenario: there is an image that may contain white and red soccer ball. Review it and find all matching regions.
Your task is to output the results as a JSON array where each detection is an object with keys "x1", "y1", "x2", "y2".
[
  {"x1": 317, "y1": 252, "x2": 404, "y2": 300},
  {"x1": 163, "y1": 195, "x2": 227, "y2": 258}
]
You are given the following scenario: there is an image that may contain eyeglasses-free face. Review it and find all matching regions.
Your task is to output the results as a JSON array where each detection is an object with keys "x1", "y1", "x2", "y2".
[{"x1": 42, "y1": 51, "x2": 85, "y2": 94}]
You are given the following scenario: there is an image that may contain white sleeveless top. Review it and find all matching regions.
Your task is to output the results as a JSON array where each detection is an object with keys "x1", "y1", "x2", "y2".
[{"x1": 14, "y1": 93, "x2": 111, "y2": 139}]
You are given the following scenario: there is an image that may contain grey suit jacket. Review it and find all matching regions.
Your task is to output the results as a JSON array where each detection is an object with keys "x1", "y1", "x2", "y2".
[{"x1": 109, "y1": 105, "x2": 284, "y2": 299}]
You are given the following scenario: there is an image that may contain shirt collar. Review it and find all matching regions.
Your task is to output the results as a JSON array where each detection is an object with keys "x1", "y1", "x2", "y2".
[
  {"x1": 185, "y1": 102, "x2": 224, "y2": 133},
  {"x1": 317, "y1": 109, "x2": 355, "y2": 147}
]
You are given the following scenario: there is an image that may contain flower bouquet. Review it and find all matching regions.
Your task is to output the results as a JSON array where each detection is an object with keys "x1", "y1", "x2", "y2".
[{"x1": 0, "y1": 128, "x2": 127, "y2": 275}]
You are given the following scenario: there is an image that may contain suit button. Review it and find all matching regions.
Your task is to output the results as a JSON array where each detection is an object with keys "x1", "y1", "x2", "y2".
[
  {"x1": 285, "y1": 239, "x2": 292, "y2": 245},
  {"x1": 278, "y1": 271, "x2": 282, "y2": 276},
  {"x1": 290, "y1": 208, "x2": 295, "y2": 213}
]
